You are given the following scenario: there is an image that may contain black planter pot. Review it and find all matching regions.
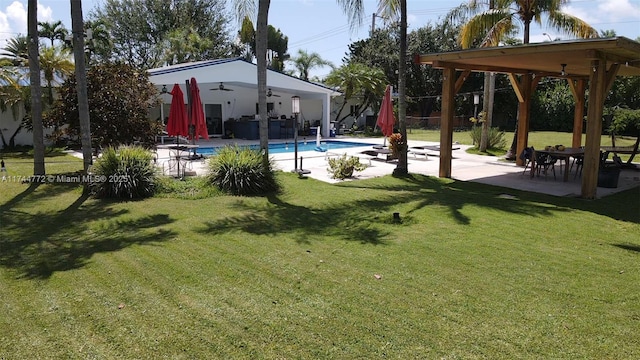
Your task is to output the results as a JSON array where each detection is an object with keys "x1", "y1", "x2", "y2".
[{"x1": 597, "y1": 167, "x2": 621, "y2": 188}]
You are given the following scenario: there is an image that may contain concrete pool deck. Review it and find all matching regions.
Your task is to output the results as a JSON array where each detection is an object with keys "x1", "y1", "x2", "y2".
[{"x1": 153, "y1": 136, "x2": 640, "y2": 199}]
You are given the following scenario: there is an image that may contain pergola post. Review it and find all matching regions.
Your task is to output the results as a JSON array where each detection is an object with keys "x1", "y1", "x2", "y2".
[
  {"x1": 568, "y1": 79, "x2": 587, "y2": 148},
  {"x1": 582, "y1": 60, "x2": 607, "y2": 199},
  {"x1": 439, "y1": 67, "x2": 456, "y2": 178}
]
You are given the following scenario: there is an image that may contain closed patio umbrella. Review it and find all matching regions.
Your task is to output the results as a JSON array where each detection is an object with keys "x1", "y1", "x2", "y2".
[
  {"x1": 166, "y1": 84, "x2": 188, "y2": 140},
  {"x1": 376, "y1": 85, "x2": 395, "y2": 145},
  {"x1": 188, "y1": 77, "x2": 209, "y2": 141}
]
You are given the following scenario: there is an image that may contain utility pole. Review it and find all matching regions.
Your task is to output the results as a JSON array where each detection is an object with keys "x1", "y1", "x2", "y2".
[{"x1": 370, "y1": 13, "x2": 376, "y2": 37}]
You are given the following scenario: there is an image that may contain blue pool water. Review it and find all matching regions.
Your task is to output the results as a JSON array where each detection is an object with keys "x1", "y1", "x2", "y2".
[{"x1": 198, "y1": 140, "x2": 377, "y2": 156}]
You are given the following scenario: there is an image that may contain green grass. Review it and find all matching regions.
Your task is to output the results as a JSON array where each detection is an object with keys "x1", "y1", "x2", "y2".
[{"x1": 1, "y1": 151, "x2": 639, "y2": 359}]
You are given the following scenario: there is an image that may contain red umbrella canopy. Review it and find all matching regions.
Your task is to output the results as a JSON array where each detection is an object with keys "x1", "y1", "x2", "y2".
[
  {"x1": 166, "y1": 84, "x2": 188, "y2": 137},
  {"x1": 189, "y1": 77, "x2": 209, "y2": 140},
  {"x1": 376, "y1": 85, "x2": 396, "y2": 137}
]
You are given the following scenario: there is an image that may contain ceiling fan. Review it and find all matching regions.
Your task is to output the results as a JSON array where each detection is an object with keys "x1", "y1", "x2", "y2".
[
  {"x1": 267, "y1": 88, "x2": 281, "y2": 97},
  {"x1": 210, "y1": 82, "x2": 233, "y2": 91}
]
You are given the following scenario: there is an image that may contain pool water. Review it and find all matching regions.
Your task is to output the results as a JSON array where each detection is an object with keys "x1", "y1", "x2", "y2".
[{"x1": 198, "y1": 140, "x2": 377, "y2": 156}]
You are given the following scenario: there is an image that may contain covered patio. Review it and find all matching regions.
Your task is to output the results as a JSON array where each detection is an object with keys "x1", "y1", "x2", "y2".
[{"x1": 415, "y1": 36, "x2": 640, "y2": 198}]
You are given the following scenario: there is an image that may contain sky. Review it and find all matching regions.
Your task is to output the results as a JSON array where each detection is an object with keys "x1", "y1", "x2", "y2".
[{"x1": 1, "y1": 0, "x2": 639, "y2": 78}]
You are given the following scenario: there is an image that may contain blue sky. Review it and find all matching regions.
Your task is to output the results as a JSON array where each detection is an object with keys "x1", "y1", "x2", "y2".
[{"x1": 1, "y1": 0, "x2": 639, "y2": 78}]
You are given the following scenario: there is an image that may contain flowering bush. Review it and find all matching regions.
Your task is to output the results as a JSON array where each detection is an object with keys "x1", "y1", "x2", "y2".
[
  {"x1": 469, "y1": 111, "x2": 487, "y2": 124},
  {"x1": 388, "y1": 133, "x2": 405, "y2": 158}
]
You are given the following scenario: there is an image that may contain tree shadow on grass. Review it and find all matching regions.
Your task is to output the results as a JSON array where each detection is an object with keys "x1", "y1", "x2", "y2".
[
  {"x1": 613, "y1": 244, "x2": 640, "y2": 253},
  {"x1": 196, "y1": 173, "x2": 580, "y2": 244},
  {"x1": 198, "y1": 192, "x2": 392, "y2": 245},
  {"x1": 0, "y1": 184, "x2": 176, "y2": 279}
]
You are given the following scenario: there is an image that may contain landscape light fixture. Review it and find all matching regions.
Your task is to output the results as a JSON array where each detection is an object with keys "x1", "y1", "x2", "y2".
[
  {"x1": 561, "y1": 64, "x2": 567, "y2": 76},
  {"x1": 291, "y1": 96, "x2": 300, "y2": 172},
  {"x1": 473, "y1": 93, "x2": 480, "y2": 118}
]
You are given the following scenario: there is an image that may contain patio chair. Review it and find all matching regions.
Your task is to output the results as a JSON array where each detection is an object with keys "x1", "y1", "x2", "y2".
[
  {"x1": 519, "y1": 146, "x2": 534, "y2": 175},
  {"x1": 280, "y1": 118, "x2": 295, "y2": 139},
  {"x1": 570, "y1": 155, "x2": 584, "y2": 179},
  {"x1": 534, "y1": 151, "x2": 556, "y2": 180}
]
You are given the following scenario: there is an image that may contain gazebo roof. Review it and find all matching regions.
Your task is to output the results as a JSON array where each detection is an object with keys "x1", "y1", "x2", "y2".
[{"x1": 415, "y1": 36, "x2": 640, "y2": 78}]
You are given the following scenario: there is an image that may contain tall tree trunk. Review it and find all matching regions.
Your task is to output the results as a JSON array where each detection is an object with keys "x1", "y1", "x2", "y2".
[
  {"x1": 28, "y1": 0, "x2": 45, "y2": 175},
  {"x1": 506, "y1": 18, "x2": 531, "y2": 160},
  {"x1": 479, "y1": 72, "x2": 495, "y2": 151},
  {"x1": 71, "y1": 0, "x2": 92, "y2": 173},
  {"x1": 256, "y1": 0, "x2": 270, "y2": 166},
  {"x1": 480, "y1": 0, "x2": 495, "y2": 153},
  {"x1": 393, "y1": 0, "x2": 408, "y2": 176}
]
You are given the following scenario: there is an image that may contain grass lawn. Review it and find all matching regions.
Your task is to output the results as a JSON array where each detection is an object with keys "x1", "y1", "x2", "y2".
[{"x1": 1, "y1": 150, "x2": 639, "y2": 359}]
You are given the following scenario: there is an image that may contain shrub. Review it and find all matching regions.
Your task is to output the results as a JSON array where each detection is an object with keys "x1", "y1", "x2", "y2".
[
  {"x1": 89, "y1": 146, "x2": 157, "y2": 199},
  {"x1": 327, "y1": 153, "x2": 368, "y2": 179},
  {"x1": 470, "y1": 126, "x2": 507, "y2": 150},
  {"x1": 207, "y1": 145, "x2": 279, "y2": 195},
  {"x1": 388, "y1": 133, "x2": 405, "y2": 158}
]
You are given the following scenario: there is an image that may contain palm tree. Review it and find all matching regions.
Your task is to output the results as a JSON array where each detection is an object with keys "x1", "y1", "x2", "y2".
[
  {"x1": 83, "y1": 19, "x2": 112, "y2": 64},
  {"x1": 39, "y1": 46, "x2": 74, "y2": 106},
  {"x1": 0, "y1": 63, "x2": 26, "y2": 147},
  {"x1": 38, "y1": 20, "x2": 68, "y2": 47},
  {"x1": 454, "y1": 0, "x2": 598, "y2": 158},
  {"x1": 71, "y1": 0, "x2": 92, "y2": 174},
  {"x1": 290, "y1": 49, "x2": 333, "y2": 81},
  {"x1": 28, "y1": 0, "x2": 45, "y2": 175},
  {"x1": 1, "y1": 35, "x2": 30, "y2": 66},
  {"x1": 325, "y1": 63, "x2": 386, "y2": 126},
  {"x1": 233, "y1": 0, "x2": 271, "y2": 164},
  {"x1": 338, "y1": 0, "x2": 407, "y2": 175}
]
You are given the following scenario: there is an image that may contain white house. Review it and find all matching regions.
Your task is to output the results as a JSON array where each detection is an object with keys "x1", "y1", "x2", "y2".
[{"x1": 148, "y1": 58, "x2": 341, "y2": 138}]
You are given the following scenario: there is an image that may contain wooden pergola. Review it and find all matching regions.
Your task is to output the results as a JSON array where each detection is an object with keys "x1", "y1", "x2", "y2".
[{"x1": 415, "y1": 37, "x2": 640, "y2": 198}]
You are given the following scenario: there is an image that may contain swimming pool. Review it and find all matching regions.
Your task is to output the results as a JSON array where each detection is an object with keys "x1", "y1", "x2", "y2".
[{"x1": 198, "y1": 140, "x2": 377, "y2": 156}]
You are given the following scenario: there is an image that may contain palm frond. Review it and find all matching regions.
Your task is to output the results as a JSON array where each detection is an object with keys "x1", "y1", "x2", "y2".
[
  {"x1": 460, "y1": 9, "x2": 511, "y2": 48},
  {"x1": 232, "y1": 0, "x2": 256, "y2": 24},
  {"x1": 336, "y1": 0, "x2": 365, "y2": 31},
  {"x1": 547, "y1": 12, "x2": 599, "y2": 39},
  {"x1": 377, "y1": 0, "x2": 400, "y2": 23}
]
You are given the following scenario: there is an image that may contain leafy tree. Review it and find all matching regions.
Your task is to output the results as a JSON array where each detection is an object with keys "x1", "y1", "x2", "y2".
[
  {"x1": 238, "y1": 16, "x2": 255, "y2": 61},
  {"x1": 90, "y1": 0, "x2": 233, "y2": 69},
  {"x1": 266, "y1": 25, "x2": 289, "y2": 72},
  {"x1": 38, "y1": 20, "x2": 68, "y2": 47},
  {"x1": 163, "y1": 27, "x2": 214, "y2": 65},
  {"x1": 325, "y1": 63, "x2": 386, "y2": 126},
  {"x1": 531, "y1": 80, "x2": 574, "y2": 131},
  {"x1": 46, "y1": 63, "x2": 162, "y2": 148},
  {"x1": 289, "y1": 49, "x2": 333, "y2": 81}
]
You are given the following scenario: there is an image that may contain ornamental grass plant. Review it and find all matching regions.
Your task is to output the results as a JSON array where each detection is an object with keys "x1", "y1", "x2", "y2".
[
  {"x1": 207, "y1": 145, "x2": 279, "y2": 195},
  {"x1": 89, "y1": 146, "x2": 157, "y2": 199}
]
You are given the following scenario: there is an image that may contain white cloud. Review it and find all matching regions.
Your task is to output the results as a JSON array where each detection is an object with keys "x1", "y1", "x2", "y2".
[
  {"x1": 597, "y1": 0, "x2": 640, "y2": 19},
  {"x1": 6, "y1": 1, "x2": 27, "y2": 31},
  {"x1": 563, "y1": 0, "x2": 640, "y2": 24},
  {"x1": 0, "y1": 1, "x2": 54, "y2": 48}
]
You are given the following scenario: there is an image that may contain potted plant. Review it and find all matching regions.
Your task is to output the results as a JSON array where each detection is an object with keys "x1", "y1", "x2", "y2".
[
  {"x1": 388, "y1": 133, "x2": 404, "y2": 159},
  {"x1": 327, "y1": 154, "x2": 368, "y2": 179}
]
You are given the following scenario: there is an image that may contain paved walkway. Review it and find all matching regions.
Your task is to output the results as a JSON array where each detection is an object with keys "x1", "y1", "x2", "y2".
[{"x1": 153, "y1": 136, "x2": 640, "y2": 199}]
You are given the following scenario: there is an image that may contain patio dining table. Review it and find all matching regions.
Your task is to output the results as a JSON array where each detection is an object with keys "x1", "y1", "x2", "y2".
[{"x1": 530, "y1": 147, "x2": 584, "y2": 182}]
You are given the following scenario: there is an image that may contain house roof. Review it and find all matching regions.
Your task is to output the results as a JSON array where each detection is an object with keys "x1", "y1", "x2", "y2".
[
  {"x1": 148, "y1": 57, "x2": 340, "y2": 98},
  {"x1": 415, "y1": 37, "x2": 640, "y2": 78}
]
